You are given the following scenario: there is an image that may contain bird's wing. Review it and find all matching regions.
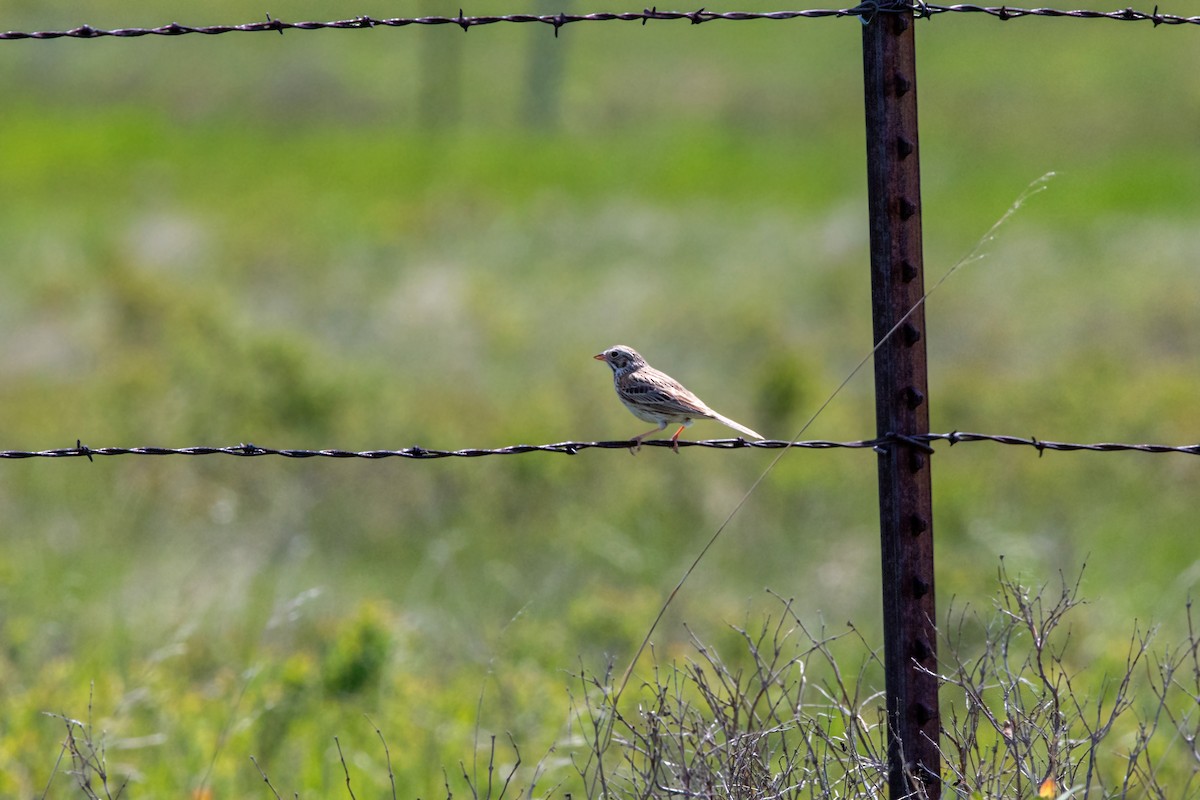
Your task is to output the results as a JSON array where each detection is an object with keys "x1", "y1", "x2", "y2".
[{"x1": 624, "y1": 370, "x2": 711, "y2": 418}]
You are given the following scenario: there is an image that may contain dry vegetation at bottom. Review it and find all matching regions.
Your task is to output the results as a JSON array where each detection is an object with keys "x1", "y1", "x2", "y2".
[{"x1": 47, "y1": 564, "x2": 1200, "y2": 800}]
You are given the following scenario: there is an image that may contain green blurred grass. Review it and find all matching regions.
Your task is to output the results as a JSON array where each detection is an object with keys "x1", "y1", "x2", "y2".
[{"x1": 1, "y1": 1, "x2": 1199, "y2": 795}]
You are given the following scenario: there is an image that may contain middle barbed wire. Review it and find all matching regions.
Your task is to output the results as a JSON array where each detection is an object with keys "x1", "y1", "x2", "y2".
[{"x1": 3, "y1": 433, "x2": 1199, "y2": 460}]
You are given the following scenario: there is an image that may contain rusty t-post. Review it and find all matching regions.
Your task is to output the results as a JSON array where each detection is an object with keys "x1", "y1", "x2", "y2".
[{"x1": 862, "y1": 6, "x2": 941, "y2": 799}]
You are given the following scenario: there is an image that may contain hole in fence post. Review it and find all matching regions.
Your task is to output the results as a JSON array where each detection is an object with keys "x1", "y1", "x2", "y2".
[{"x1": 861, "y1": 4, "x2": 941, "y2": 799}]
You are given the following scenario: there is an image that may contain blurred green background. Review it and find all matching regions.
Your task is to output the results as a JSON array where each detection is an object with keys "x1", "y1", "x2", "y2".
[{"x1": 1, "y1": 0, "x2": 1197, "y2": 795}]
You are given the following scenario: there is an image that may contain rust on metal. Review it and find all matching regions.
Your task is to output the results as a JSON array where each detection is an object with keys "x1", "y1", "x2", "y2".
[{"x1": 862, "y1": 5, "x2": 941, "y2": 798}]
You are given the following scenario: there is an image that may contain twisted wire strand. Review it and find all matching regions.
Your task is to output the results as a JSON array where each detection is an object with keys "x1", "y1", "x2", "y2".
[
  {"x1": 1, "y1": 5, "x2": 1196, "y2": 41},
  {"x1": 2, "y1": 433, "x2": 1198, "y2": 460}
]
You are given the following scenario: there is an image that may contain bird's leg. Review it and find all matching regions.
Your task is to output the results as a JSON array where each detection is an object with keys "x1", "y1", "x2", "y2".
[
  {"x1": 630, "y1": 424, "x2": 666, "y2": 455},
  {"x1": 670, "y1": 425, "x2": 688, "y2": 454}
]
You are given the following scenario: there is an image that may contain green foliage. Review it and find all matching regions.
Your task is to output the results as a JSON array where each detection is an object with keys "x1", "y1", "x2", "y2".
[{"x1": 321, "y1": 602, "x2": 391, "y2": 696}]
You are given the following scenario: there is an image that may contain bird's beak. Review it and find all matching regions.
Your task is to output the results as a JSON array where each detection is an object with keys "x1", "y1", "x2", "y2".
[{"x1": 593, "y1": 353, "x2": 606, "y2": 361}]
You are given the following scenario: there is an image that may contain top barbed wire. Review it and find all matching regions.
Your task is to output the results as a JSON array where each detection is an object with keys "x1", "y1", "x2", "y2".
[
  {"x1": 2, "y1": 432, "x2": 1199, "y2": 460},
  {"x1": 1, "y1": 4, "x2": 1196, "y2": 41}
]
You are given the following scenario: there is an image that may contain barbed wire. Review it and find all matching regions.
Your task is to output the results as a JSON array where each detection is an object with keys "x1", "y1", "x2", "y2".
[
  {"x1": 2, "y1": 432, "x2": 1198, "y2": 460},
  {"x1": 0, "y1": 4, "x2": 1196, "y2": 42}
]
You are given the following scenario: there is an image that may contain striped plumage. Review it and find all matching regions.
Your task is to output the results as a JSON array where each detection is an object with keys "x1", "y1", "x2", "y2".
[{"x1": 593, "y1": 345, "x2": 764, "y2": 452}]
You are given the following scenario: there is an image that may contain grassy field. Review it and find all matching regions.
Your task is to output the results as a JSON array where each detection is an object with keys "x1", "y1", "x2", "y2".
[{"x1": 1, "y1": 1, "x2": 1198, "y2": 796}]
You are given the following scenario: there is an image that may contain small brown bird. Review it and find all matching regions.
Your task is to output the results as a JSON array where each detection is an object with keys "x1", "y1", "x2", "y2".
[{"x1": 594, "y1": 345, "x2": 764, "y2": 452}]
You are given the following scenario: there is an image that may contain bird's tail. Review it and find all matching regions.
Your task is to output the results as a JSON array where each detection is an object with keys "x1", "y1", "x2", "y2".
[{"x1": 709, "y1": 411, "x2": 764, "y2": 441}]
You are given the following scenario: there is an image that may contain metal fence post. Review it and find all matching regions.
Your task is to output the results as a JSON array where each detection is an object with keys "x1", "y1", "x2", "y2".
[{"x1": 861, "y1": 6, "x2": 941, "y2": 799}]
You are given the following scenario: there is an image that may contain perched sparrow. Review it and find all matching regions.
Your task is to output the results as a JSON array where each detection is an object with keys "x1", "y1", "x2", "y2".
[{"x1": 594, "y1": 344, "x2": 764, "y2": 452}]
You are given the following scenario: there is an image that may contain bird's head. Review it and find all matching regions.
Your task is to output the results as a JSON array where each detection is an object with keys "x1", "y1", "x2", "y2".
[{"x1": 593, "y1": 345, "x2": 646, "y2": 375}]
